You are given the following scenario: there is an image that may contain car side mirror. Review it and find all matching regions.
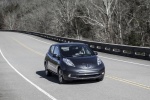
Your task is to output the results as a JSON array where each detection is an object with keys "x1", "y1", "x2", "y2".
[
  {"x1": 94, "y1": 51, "x2": 98, "y2": 55},
  {"x1": 53, "y1": 54, "x2": 60, "y2": 60}
]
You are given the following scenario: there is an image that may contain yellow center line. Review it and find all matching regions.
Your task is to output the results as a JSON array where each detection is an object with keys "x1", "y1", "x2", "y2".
[
  {"x1": 106, "y1": 75, "x2": 150, "y2": 90},
  {"x1": 11, "y1": 37, "x2": 44, "y2": 57},
  {"x1": 11, "y1": 37, "x2": 150, "y2": 90}
]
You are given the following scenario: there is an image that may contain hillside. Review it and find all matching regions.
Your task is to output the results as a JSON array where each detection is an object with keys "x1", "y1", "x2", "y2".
[{"x1": 0, "y1": 0, "x2": 150, "y2": 47}]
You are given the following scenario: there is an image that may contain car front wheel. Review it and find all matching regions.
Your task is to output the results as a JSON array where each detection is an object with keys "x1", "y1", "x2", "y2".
[
  {"x1": 58, "y1": 69, "x2": 66, "y2": 84},
  {"x1": 45, "y1": 61, "x2": 51, "y2": 76}
]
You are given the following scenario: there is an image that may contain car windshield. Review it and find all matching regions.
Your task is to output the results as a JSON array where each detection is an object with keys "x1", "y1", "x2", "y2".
[{"x1": 60, "y1": 45, "x2": 94, "y2": 57}]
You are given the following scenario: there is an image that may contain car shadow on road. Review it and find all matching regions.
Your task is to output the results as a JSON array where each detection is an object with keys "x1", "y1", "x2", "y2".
[
  {"x1": 36, "y1": 70, "x2": 59, "y2": 83},
  {"x1": 36, "y1": 70, "x2": 99, "y2": 85}
]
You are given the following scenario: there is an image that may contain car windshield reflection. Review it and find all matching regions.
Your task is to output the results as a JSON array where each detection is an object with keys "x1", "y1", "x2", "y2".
[{"x1": 60, "y1": 45, "x2": 94, "y2": 57}]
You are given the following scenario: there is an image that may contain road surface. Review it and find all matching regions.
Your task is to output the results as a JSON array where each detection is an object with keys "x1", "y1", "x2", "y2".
[{"x1": 0, "y1": 32, "x2": 150, "y2": 100}]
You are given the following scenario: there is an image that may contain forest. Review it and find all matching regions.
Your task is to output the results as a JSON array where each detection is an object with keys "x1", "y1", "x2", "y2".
[{"x1": 0, "y1": 0, "x2": 150, "y2": 47}]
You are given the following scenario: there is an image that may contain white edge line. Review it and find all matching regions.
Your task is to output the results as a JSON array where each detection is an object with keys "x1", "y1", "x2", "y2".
[
  {"x1": 0, "y1": 49, "x2": 57, "y2": 100},
  {"x1": 26, "y1": 34, "x2": 150, "y2": 67}
]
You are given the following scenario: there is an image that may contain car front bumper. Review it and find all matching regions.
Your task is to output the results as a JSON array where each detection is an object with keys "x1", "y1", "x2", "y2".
[{"x1": 62, "y1": 68, "x2": 105, "y2": 80}]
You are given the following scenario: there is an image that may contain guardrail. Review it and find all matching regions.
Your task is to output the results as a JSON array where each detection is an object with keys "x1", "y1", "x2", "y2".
[{"x1": 1, "y1": 30, "x2": 150, "y2": 60}]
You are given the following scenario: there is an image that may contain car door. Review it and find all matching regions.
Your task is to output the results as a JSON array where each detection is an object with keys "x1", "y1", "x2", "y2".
[
  {"x1": 52, "y1": 46, "x2": 60, "y2": 73},
  {"x1": 47, "y1": 45, "x2": 56, "y2": 72}
]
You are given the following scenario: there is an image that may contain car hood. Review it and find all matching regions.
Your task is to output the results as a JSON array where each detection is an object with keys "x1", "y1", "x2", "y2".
[{"x1": 66, "y1": 56, "x2": 98, "y2": 68}]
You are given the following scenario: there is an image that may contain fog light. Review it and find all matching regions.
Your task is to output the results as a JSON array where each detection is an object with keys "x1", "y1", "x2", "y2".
[
  {"x1": 68, "y1": 74, "x2": 71, "y2": 77},
  {"x1": 102, "y1": 72, "x2": 105, "y2": 75}
]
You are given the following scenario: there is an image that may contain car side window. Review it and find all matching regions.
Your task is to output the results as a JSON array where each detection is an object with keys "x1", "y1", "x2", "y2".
[
  {"x1": 49, "y1": 46, "x2": 55, "y2": 54},
  {"x1": 53, "y1": 46, "x2": 60, "y2": 56}
]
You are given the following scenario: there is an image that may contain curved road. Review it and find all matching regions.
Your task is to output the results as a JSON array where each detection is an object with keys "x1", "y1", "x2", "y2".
[{"x1": 0, "y1": 32, "x2": 150, "y2": 100}]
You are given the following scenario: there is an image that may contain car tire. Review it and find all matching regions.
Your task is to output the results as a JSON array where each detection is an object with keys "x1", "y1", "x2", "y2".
[
  {"x1": 58, "y1": 68, "x2": 66, "y2": 84},
  {"x1": 45, "y1": 61, "x2": 51, "y2": 76}
]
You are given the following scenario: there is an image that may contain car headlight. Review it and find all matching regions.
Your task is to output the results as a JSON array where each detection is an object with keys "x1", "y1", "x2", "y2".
[
  {"x1": 97, "y1": 57, "x2": 102, "y2": 65},
  {"x1": 63, "y1": 58, "x2": 75, "y2": 67}
]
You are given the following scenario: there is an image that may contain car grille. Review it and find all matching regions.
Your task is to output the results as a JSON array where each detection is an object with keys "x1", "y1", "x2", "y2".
[{"x1": 74, "y1": 74, "x2": 100, "y2": 78}]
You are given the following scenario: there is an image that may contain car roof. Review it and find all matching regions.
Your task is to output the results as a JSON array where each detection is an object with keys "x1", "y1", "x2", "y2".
[{"x1": 53, "y1": 43, "x2": 86, "y2": 46}]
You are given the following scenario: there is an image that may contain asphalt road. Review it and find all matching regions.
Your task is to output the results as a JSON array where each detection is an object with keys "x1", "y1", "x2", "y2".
[{"x1": 0, "y1": 32, "x2": 150, "y2": 100}]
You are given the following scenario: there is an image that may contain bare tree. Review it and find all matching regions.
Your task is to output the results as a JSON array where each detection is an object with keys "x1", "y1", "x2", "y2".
[
  {"x1": 76, "y1": 0, "x2": 118, "y2": 43},
  {"x1": 0, "y1": 0, "x2": 150, "y2": 46},
  {"x1": 52, "y1": 0, "x2": 78, "y2": 37}
]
